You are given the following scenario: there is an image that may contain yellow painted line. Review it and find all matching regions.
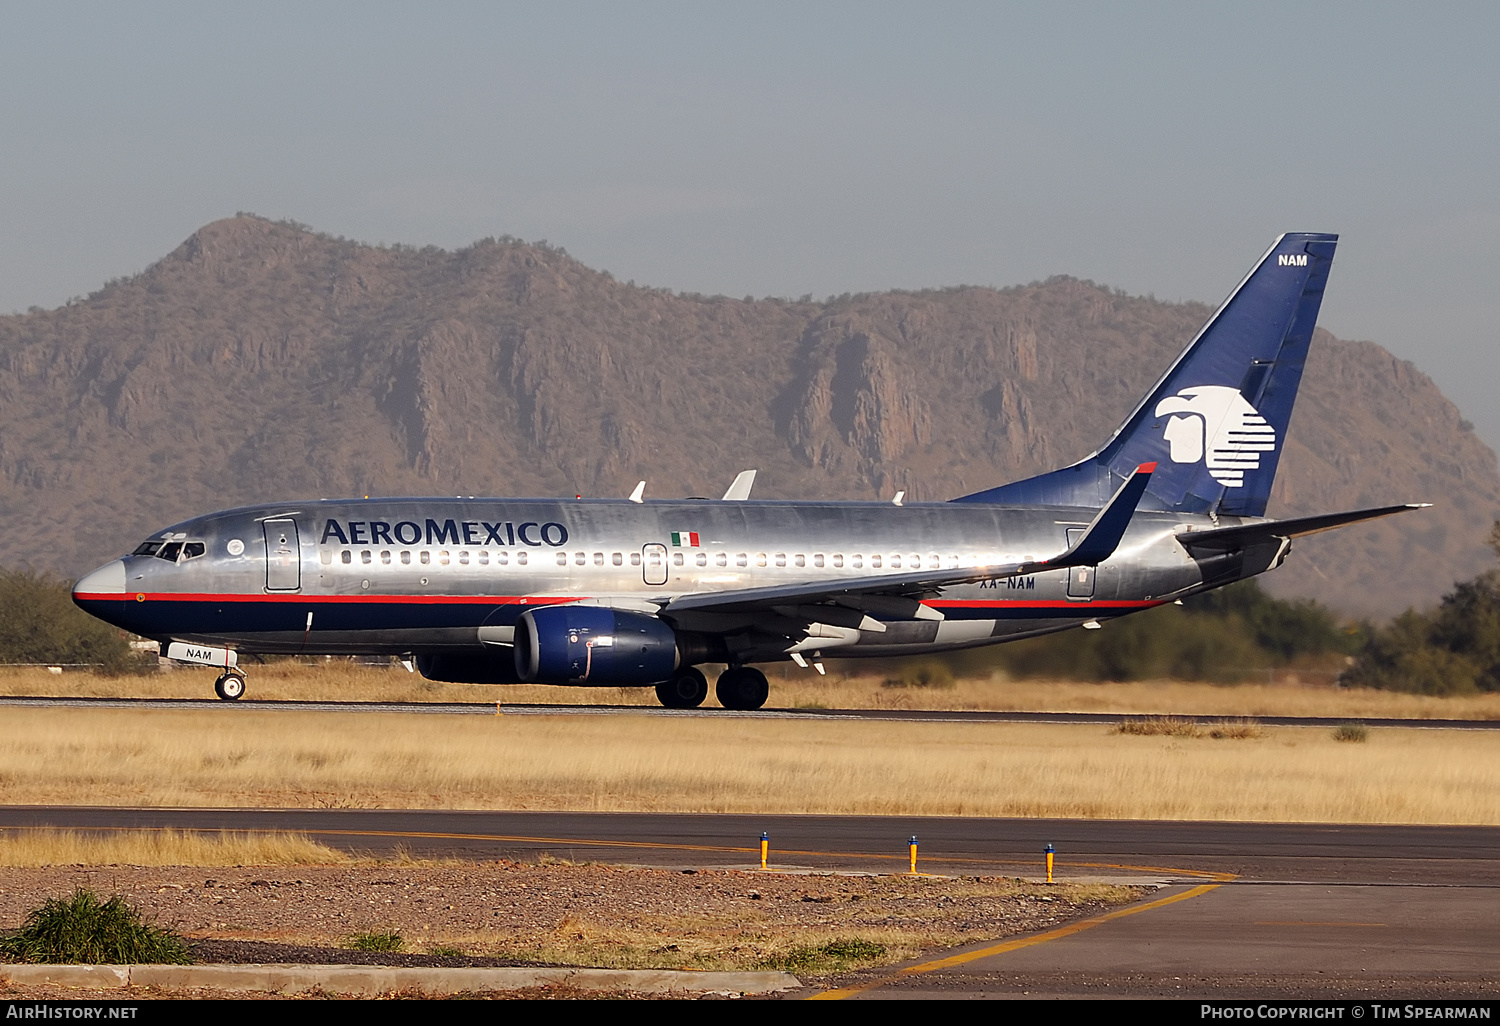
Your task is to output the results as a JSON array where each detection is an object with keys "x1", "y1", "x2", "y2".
[{"x1": 808, "y1": 881, "x2": 1229, "y2": 1000}]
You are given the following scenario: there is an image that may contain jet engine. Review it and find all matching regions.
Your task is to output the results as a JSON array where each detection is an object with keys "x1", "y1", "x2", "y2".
[{"x1": 514, "y1": 606, "x2": 679, "y2": 685}]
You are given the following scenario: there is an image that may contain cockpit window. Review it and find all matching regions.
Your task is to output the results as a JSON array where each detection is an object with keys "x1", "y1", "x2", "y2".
[
  {"x1": 132, "y1": 541, "x2": 163, "y2": 557},
  {"x1": 157, "y1": 542, "x2": 183, "y2": 561},
  {"x1": 183, "y1": 542, "x2": 205, "y2": 559}
]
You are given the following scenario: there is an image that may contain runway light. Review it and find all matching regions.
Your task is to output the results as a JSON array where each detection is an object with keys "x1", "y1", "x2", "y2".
[
  {"x1": 1045, "y1": 843, "x2": 1055, "y2": 883},
  {"x1": 909, "y1": 835, "x2": 919, "y2": 875},
  {"x1": 760, "y1": 831, "x2": 769, "y2": 870}
]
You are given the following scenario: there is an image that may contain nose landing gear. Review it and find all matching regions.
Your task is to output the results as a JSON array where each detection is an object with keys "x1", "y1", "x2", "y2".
[{"x1": 213, "y1": 671, "x2": 246, "y2": 701}]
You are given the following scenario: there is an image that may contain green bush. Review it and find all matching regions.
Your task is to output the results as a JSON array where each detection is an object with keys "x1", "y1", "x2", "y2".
[
  {"x1": 759, "y1": 937, "x2": 886, "y2": 974},
  {"x1": 1342, "y1": 521, "x2": 1500, "y2": 694},
  {"x1": 347, "y1": 929, "x2": 404, "y2": 952},
  {"x1": 0, "y1": 888, "x2": 190, "y2": 964},
  {"x1": 1332, "y1": 722, "x2": 1369, "y2": 743},
  {"x1": 0, "y1": 568, "x2": 142, "y2": 674}
]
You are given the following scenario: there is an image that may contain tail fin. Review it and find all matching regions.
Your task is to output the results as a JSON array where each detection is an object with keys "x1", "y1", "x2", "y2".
[{"x1": 955, "y1": 233, "x2": 1337, "y2": 516}]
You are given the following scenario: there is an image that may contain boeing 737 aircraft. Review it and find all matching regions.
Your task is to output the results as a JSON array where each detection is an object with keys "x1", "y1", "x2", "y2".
[{"x1": 73, "y1": 233, "x2": 1422, "y2": 708}]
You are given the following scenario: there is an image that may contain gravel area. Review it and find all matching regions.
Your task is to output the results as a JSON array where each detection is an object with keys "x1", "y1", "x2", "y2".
[{"x1": 0, "y1": 861, "x2": 1138, "y2": 972}]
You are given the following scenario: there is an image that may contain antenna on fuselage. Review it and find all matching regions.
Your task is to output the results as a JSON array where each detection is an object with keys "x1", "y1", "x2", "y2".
[
  {"x1": 722, "y1": 470, "x2": 756, "y2": 501},
  {"x1": 628, "y1": 481, "x2": 645, "y2": 503}
]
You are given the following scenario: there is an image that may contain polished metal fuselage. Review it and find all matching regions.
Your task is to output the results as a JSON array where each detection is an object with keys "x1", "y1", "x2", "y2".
[{"x1": 76, "y1": 497, "x2": 1268, "y2": 665}]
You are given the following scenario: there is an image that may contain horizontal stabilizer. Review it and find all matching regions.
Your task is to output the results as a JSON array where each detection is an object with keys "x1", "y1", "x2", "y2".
[{"x1": 1177, "y1": 503, "x2": 1429, "y2": 552}]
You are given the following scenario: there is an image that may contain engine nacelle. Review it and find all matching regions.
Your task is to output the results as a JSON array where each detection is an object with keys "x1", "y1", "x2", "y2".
[{"x1": 514, "y1": 606, "x2": 679, "y2": 685}]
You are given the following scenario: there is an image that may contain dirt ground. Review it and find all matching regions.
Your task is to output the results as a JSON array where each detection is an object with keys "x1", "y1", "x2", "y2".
[{"x1": 0, "y1": 860, "x2": 1138, "y2": 984}]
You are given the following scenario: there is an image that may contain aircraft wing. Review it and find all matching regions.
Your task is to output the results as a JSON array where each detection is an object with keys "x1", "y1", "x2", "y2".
[
  {"x1": 1176, "y1": 503, "x2": 1429, "y2": 552},
  {"x1": 663, "y1": 463, "x2": 1156, "y2": 617}
]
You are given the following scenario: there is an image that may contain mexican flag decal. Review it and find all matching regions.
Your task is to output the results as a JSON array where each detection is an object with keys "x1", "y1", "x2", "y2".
[{"x1": 670, "y1": 531, "x2": 701, "y2": 547}]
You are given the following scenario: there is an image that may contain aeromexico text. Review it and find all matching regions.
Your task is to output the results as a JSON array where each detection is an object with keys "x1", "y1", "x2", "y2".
[{"x1": 319, "y1": 518, "x2": 570, "y2": 548}]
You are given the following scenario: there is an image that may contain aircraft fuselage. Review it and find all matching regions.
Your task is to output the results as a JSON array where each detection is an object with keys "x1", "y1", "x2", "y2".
[{"x1": 74, "y1": 497, "x2": 1265, "y2": 664}]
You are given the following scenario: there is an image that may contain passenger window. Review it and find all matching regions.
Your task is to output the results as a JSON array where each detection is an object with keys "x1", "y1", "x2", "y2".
[
  {"x1": 496, "y1": 552, "x2": 508, "y2": 565},
  {"x1": 320, "y1": 550, "x2": 334, "y2": 565},
  {"x1": 478, "y1": 551, "x2": 488, "y2": 565},
  {"x1": 517, "y1": 552, "x2": 528, "y2": 565},
  {"x1": 852, "y1": 555, "x2": 863, "y2": 568},
  {"x1": 755, "y1": 553, "x2": 767, "y2": 567},
  {"x1": 420, "y1": 551, "x2": 431, "y2": 565},
  {"x1": 594, "y1": 552, "x2": 604, "y2": 566},
  {"x1": 794, "y1": 554, "x2": 805, "y2": 567},
  {"x1": 696, "y1": 552, "x2": 707, "y2": 567},
  {"x1": 774, "y1": 553, "x2": 786, "y2": 567},
  {"x1": 575, "y1": 552, "x2": 586, "y2": 566},
  {"x1": 630, "y1": 552, "x2": 641, "y2": 566},
  {"x1": 736, "y1": 553, "x2": 748, "y2": 567},
  {"x1": 612, "y1": 552, "x2": 623, "y2": 565},
  {"x1": 439, "y1": 550, "x2": 450, "y2": 565},
  {"x1": 556, "y1": 552, "x2": 568, "y2": 566},
  {"x1": 833, "y1": 555, "x2": 843, "y2": 568},
  {"x1": 361, "y1": 550, "x2": 372, "y2": 564},
  {"x1": 673, "y1": 552, "x2": 684, "y2": 566},
  {"x1": 381, "y1": 551, "x2": 392, "y2": 565},
  {"x1": 459, "y1": 551, "x2": 469, "y2": 565},
  {"x1": 157, "y1": 542, "x2": 182, "y2": 562},
  {"x1": 871, "y1": 555, "x2": 881, "y2": 568},
  {"x1": 890, "y1": 555, "x2": 900, "y2": 569},
  {"x1": 716, "y1": 553, "x2": 727, "y2": 567},
  {"x1": 341, "y1": 550, "x2": 352, "y2": 564},
  {"x1": 183, "y1": 542, "x2": 205, "y2": 559},
  {"x1": 814, "y1": 554, "x2": 824, "y2": 568},
  {"x1": 400, "y1": 551, "x2": 411, "y2": 564}
]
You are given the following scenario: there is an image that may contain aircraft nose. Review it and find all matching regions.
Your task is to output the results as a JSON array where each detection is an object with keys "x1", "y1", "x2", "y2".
[{"x1": 73, "y1": 559, "x2": 127, "y2": 599}]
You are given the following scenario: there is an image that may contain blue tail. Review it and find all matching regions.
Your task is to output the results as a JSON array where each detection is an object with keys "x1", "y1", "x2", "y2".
[{"x1": 954, "y1": 232, "x2": 1337, "y2": 517}]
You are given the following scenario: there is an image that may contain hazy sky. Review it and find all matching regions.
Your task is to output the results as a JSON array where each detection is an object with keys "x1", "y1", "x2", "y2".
[{"x1": 3, "y1": 3, "x2": 1497, "y2": 446}]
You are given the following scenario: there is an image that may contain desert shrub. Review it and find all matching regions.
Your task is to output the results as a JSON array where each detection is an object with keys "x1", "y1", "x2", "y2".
[
  {"x1": 1332, "y1": 722, "x2": 1369, "y2": 743},
  {"x1": 759, "y1": 937, "x2": 886, "y2": 973},
  {"x1": 0, "y1": 888, "x2": 190, "y2": 964},
  {"x1": 1117, "y1": 716, "x2": 1201, "y2": 737},
  {"x1": 1343, "y1": 523, "x2": 1500, "y2": 694},
  {"x1": 0, "y1": 568, "x2": 141, "y2": 673},
  {"x1": 347, "y1": 930, "x2": 404, "y2": 952}
]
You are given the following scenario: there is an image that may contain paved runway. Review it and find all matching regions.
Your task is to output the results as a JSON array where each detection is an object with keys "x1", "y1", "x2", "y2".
[
  {"x1": 2, "y1": 807, "x2": 1497, "y2": 999},
  {"x1": 3, "y1": 694, "x2": 1498, "y2": 731}
]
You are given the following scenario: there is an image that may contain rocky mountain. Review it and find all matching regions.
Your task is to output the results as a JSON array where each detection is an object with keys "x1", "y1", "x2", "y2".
[{"x1": 1, "y1": 216, "x2": 1494, "y2": 617}]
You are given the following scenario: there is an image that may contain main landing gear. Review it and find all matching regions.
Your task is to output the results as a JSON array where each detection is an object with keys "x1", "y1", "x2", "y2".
[
  {"x1": 654, "y1": 665, "x2": 770, "y2": 710},
  {"x1": 213, "y1": 670, "x2": 246, "y2": 701},
  {"x1": 715, "y1": 666, "x2": 769, "y2": 711},
  {"x1": 656, "y1": 667, "x2": 709, "y2": 708}
]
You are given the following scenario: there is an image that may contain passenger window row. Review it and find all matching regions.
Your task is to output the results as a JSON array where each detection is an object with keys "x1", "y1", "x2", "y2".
[{"x1": 321, "y1": 549, "x2": 961, "y2": 571}]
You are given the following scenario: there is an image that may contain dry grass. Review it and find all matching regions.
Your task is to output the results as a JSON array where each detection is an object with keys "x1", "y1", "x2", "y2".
[
  {"x1": 0, "y1": 829, "x2": 349, "y2": 866},
  {"x1": 1117, "y1": 717, "x2": 1264, "y2": 739},
  {"x1": 7, "y1": 662, "x2": 1500, "y2": 721},
  {"x1": 0, "y1": 706, "x2": 1497, "y2": 824}
]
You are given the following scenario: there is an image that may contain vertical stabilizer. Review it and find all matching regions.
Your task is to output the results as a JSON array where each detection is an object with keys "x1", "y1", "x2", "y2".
[{"x1": 955, "y1": 233, "x2": 1337, "y2": 516}]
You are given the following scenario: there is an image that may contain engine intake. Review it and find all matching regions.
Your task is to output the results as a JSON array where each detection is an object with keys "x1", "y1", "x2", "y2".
[{"x1": 514, "y1": 606, "x2": 679, "y2": 685}]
